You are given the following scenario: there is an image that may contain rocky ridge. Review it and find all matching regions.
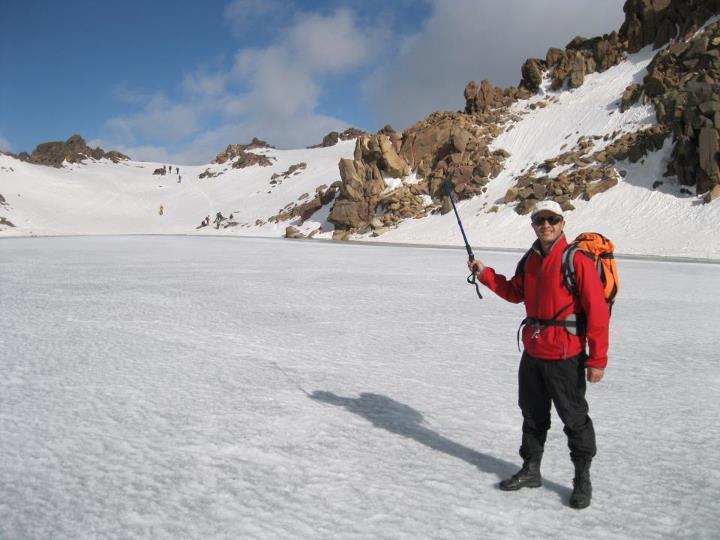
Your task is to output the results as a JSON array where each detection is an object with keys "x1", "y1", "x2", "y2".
[
  {"x1": 310, "y1": 0, "x2": 720, "y2": 239},
  {"x1": 212, "y1": 138, "x2": 276, "y2": 169},
  {"x1": 308, "y1": 128, "x2": 367, "y2": 148},
  {"x1": 11, "y1": 135, "x2": 129, "y2": 168},
  {"x1": 624, "y1": 16, "x2": 720, "y2": 196}
]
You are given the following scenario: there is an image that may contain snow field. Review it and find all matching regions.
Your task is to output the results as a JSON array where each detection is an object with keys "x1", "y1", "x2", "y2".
[{"x1": 1, "y1": 236, "x2": 718, "y2": 539}]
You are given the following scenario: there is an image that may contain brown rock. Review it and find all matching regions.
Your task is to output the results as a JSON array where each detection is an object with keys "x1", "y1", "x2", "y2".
[
  {"x1": 698, "y1": 126, "x2": 720, "y2": 193},
  {"x1": 521, "y1": 58, "x2": 545, "y2": 91},
  {"x1": 705, "y1": 183, "x2": 720, "y2": 202},
  {"x1": 285, "y1": 226, "x2": 305, "y2": 239}
]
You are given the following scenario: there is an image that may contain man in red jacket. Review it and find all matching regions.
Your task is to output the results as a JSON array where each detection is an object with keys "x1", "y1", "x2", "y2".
[{"x1": 468, "y1": 200, "x2": 609, "y2": 509}]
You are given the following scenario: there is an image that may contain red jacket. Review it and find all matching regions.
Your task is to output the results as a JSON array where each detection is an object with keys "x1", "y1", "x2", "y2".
[{"x1": 479, "y1": 234, "x2": 609, "y2": 368}]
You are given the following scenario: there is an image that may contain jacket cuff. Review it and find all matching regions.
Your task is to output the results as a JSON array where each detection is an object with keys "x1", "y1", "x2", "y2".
[
  {"x1": 478, "y1": 266, "x2": 491, "y2": 284},
  {"x1": 586, "y1": 356, "x2": 607, "y2": 369}
]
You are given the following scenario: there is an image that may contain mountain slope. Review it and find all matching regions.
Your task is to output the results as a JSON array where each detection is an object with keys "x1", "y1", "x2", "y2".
[{"x1": 2, "y1": 7, "x2": 720, "y2": 258}]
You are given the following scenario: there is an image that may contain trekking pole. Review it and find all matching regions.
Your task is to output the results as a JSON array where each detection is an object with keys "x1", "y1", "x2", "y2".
[{"x1": 443, "y1": 178, "x2": 482, "y2": 299}]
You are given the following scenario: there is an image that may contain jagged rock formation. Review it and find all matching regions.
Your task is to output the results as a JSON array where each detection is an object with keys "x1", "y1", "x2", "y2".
[
  {"x1": 270, "y1": 163, "x2": 307, "y2": 185},
  {"x1": 327, "y1": 133, "x2": 404, "y2": 233},
  {"x1": 321, "y1": 0, "x2": 720, "y2": 238},
  {"x1": 464, "y1": 80, "x2": 531, "y2": 113},
  {"x1": 620, "y1": 0, "x2": 720, "y2": 53},
  {"x1": 308, "y1": 128, "x2": 366, "y2": 148},
  {"x1": 327, "y1": 108, "x2": 513, "y2": 236},
  {"x1": 199, "y1": 168, "x2": 223, "y2": 179},
  {"x1": 626, "y1": 17, "x2": 720, "y2": 194},
  {"x1": 271, "y1": 182, "x2": 341, "y2": 227},
  {"x1": 507, "y1": 127, "x2": 670, "y2": 214},
  {"x1": 14, "y1": 135, "x2": 129, "y2": 168},
  {"x1": 479, "y1": 0, "x2": 720, "y2": 216},
  {"x1": 212, "y1": 138, "x2": 275, "y2": 169}
]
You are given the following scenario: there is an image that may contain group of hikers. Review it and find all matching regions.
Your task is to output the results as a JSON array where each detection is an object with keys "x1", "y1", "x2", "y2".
[
  {"x1": 198, "y1": 211, "x2": 234, "y2": 229},
  {"x1": 160, "y1": 165, "x2": 180, "y2": 175},
  {"x1": 467, "y1": 199, "x2": 616, "y2": 510}
]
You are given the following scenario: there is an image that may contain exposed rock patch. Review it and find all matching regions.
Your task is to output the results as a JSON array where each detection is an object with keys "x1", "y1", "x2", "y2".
[
  {"x1": 212, "y1": 138, "x2": 275, "y2": 169},
  {"x1": 270, "y1": 182, "x2": 341, "y2": 225},
  {"x1": 199, "y1": 168, "x2": 223, "y2": 179},
  {"x1": 620, "y1": 0, "x2": 720, "y2": 53},
  {"x1": 15, "y1": 134, "x2": 129, "y2": 168},
  {"x1": 270, "y1": 163, "x2": 307, "y2": 185},
  {"x1": 506, "y1": 126, "x2": 670, "y2": 214},
  {"x1": 624, "y1": 16, "x2": 720, "y2": 194},
  {"x1": 308, "y1": 128, "x2": 366, "y2": 148}
]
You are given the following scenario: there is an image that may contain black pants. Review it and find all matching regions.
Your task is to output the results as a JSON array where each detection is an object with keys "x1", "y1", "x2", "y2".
[{"x1": 518, "y1": 352, "x2": 596, "y2": 463}]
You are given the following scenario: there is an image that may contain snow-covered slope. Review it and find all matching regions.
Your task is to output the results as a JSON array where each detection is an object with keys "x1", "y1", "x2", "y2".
[
  {"x1": 1, "y1": 46, "x2": 719, "y2": 258},
  {"x1": 0, "y1": 141, "x2": 355, "y2": 238}
]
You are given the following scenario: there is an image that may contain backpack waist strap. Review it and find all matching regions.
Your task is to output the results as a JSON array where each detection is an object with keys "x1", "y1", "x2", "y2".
[{"x1": 516, "y1": 306, "x2": 586, "y2": 351}]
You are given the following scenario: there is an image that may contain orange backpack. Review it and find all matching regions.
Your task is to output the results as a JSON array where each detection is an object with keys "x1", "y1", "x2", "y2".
[
  {"x1": 562, "y1": 232, "x2": 618, "y2": 313},
  {"x1": 517, "y1": 232, "x2": 619, "y2": 312}
]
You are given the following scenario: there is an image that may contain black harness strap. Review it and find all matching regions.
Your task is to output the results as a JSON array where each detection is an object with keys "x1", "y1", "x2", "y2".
[{"x1": 516, "y1": 301, "x2": 586, "y2": 351}]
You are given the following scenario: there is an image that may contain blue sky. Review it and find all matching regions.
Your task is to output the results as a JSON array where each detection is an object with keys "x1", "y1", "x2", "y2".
[{"x1": 0, "y1": 0, "x2": 625, "y2": 164}]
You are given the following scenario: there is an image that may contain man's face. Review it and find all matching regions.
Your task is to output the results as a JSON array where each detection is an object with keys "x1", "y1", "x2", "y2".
[{"x1": 531, "y1": 211, "x2": 564, "y2": 244}]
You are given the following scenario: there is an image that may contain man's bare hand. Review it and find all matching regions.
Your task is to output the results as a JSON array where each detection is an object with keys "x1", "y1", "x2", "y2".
[
  {"x1": 467, "y1": 259, "x2": 485, "y2": 275},
  {"x1": 587, "y1": 367, "x2": 604, "y2": 383}
]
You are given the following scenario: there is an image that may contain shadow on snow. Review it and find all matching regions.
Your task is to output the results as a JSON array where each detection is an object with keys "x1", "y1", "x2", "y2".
[{"x1": 310, "y1": 390, "x2": 571, "y2": 501}]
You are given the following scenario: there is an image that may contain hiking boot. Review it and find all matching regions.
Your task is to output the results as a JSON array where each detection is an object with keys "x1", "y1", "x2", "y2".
[
  {"x1": 569, "y1": 459, "x2": 592, "y2": 509},
  {"x1": 499, "y1": 460, "x2": 542, "y2": 491}
]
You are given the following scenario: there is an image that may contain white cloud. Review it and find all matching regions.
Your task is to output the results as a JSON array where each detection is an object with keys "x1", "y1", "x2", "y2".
[
  {"x1": 182, "y1": 68, "x2": 228, "y2": 97},
  {"x1": 363, "y1": 0, "x2": 627, "y2": 131},
  {"x1": 0, "y1": 134, "x2": 12, "y2": 152},
  {"x1": 287, "y1": 9, "x2": 379, "y2": 72},
  {"x1": 104, "y1": 94, "x2": 201, "y2": 145}
]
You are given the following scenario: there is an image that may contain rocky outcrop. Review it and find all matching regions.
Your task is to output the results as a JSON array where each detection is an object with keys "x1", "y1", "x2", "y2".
[
  {"x1": 308, "y1": 128, "x2": 366, "y2": 148},
  {"x1": 270, "y1": 182, "x2": 341, "y2": 225},
  {"x1": 198, "y1": 168, "x2": 223, "y2": 179},
  {"x1": 212, "y1": 138, "x2": 275, "y2": 167},
  {"x1": 400, "y1": 111, "x2": 509, "y2": 200},
  {"x1": 505, "y1": 126, "x2": 669, "y2": 214},
  {"x1": 327, "y1": 109, "x2": 513, "y2": 235},
  {"x1": 270, "y1": 163, "x2": 307, "y2": 185},
  {"x1": 321, "y1": 0, "x2": 720, "y2": 238},
  {"x1": 16, "y1": 134, "x2": 129, "y2": 168},
  {"x1": 629, "y1": 17, "x2": 720, "y2": 194},
  {"x1": 327, "y1": 135, "x2": 399, "y2": 232},
  {"x1": 620, "y1": 0, "x2": 720, "y2": 53},
  {"x1": 524, "y1": 33, "x2": 627, "y2": 92},
  {"x1": 464, "y1": 80, "x2": 530, "y2": 113}
]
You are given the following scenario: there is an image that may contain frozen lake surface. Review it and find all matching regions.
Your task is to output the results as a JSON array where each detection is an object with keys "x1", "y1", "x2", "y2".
[{"x1": 1, "y1": 236, "x2": 719, "y2": 539}]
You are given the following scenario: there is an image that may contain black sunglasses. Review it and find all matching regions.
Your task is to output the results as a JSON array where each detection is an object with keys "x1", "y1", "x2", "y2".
[{"x1": 532, "y1": 215, "x2": 563, "y2": 226}]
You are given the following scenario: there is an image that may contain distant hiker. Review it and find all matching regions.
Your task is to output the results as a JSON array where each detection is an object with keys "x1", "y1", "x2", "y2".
[
  {"x1": 467, "y1": 200, "x2": 609, "y2": 510},
  {"x1": 178, "y1": 176, "x2": 182, "y2": 184},
  {"x1": 176, "y1": 167, "x2": 180, "y2": 174},
  {"x1": 214, "y1": 211, "x2": 225, "y2": 229},
  {"x1": 159, "y1": 205, "x2": 164, "y2": 216}
]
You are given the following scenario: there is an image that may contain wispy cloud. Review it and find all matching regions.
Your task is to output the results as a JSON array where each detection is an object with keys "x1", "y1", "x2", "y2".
[
  {"x1": 104, "y1": 94, "x2": 200, "y2": 145},
  {"x1": 100, "y1": 7, "x2": 386, "y2": 164}
]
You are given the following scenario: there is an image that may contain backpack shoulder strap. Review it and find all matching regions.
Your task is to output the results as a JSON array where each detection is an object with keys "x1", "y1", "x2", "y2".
[
  {"x1": 516, "y1": 247, "x2": 534, "y2": 278},
  {"x1": 561, "y1": 244, "x2": 591, "y2": 297}
]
